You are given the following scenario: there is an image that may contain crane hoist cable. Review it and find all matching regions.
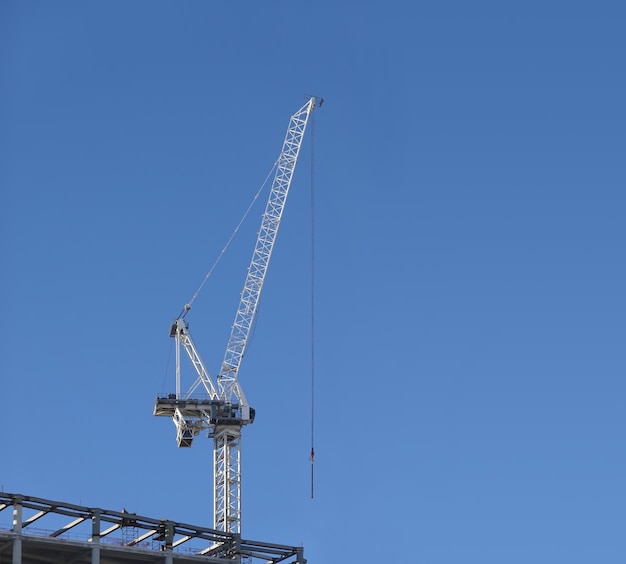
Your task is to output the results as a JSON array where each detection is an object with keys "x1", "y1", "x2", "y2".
[
  {"x1": 176, "y1": 160, "x2": 279, "y2": 320},
  {"x1": 309, "y1": 107, "x2": 316, "y2": 499}
]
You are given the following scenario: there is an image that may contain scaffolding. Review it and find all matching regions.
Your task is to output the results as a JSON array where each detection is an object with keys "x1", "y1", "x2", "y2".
[{"x1": 0, "y1": 493, "x2": 305, "y2": 564}]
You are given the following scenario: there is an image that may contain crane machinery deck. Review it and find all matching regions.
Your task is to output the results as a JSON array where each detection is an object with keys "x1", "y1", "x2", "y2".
[{"x1": 154, "y1": 97, "x2": 322, "y2": 538}]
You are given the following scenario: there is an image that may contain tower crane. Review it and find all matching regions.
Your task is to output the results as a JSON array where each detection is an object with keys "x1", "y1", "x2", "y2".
[{"x1": 154, "y1": 97, "x2": 321, "y2": 536}]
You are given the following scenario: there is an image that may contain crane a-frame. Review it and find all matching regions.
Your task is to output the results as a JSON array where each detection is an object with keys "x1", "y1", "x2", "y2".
[{"x1": 154, "y1": 97, "x2": 321, "y2": 536}]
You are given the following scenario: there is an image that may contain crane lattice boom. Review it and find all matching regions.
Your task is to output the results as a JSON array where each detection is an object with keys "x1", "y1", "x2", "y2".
[{"x1": 218, "y1": 98, "x2": 316, "y2": 406}]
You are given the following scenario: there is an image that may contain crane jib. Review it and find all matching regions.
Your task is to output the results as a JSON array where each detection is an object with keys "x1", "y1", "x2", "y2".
[{"x1": 217, "y1": 97, "x2": 318, "y2": 404}]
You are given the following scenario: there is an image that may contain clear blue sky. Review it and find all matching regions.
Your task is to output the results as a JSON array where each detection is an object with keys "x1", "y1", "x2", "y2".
[{"x1": 1, "y1": 2, "x2": 625, "y2": 563}]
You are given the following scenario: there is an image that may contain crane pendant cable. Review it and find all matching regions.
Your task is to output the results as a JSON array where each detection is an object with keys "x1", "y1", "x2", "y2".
[{"x1": 177, "y1": 162, "x2": 279, "y2": 320}]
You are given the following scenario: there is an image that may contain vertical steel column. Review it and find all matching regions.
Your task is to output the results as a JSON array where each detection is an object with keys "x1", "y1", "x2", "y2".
[
  {"x1": 232, "y1": 533, "x2": 242, "y2": 564},
  {"x1": 175, "y1": 326, "x2": 181, "y2": 398},
  {"x1": 163, "y1": 521, "x2": 174, "y2": 564},
  {"x1": 91, "y1": 510, "x2": 101, "y2": 564},
  {"x1": 12, "y1": 496, "x2": 22, "y2": 564}
]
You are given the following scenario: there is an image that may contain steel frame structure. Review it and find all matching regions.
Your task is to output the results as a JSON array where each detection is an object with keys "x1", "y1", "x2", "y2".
[
  {"x1": 0, "y1": 492, "x2": 306, "y2": 564},
  {"x1": 154, "y1": 97, "x2": 321, "y2": 535}
]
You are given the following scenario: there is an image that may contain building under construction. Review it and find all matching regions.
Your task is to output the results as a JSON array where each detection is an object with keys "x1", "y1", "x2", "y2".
[{"x1": 0, "y1": 492, "x2": 305, "y2": 564}]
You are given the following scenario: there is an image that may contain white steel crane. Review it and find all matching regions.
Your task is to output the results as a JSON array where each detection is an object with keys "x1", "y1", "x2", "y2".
[{"x1": 154, "y1": 96, "x2": 321, "y2": 536}]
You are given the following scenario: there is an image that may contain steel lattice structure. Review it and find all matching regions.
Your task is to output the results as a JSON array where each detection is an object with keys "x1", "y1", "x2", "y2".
[
  {"x1": 0, "y1": 492, "x2": 306, "y2": 564},
  {"x1": 218, "y1": 98, "x2": 316, "y2": 402},
  {"x1": 154, "y1": 97, "x2": 321, "y2": 535}
]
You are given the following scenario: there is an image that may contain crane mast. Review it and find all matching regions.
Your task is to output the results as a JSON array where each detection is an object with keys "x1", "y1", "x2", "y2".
[{"x1": 154, "y1": 97, "x2": 321, "y2": 537}]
